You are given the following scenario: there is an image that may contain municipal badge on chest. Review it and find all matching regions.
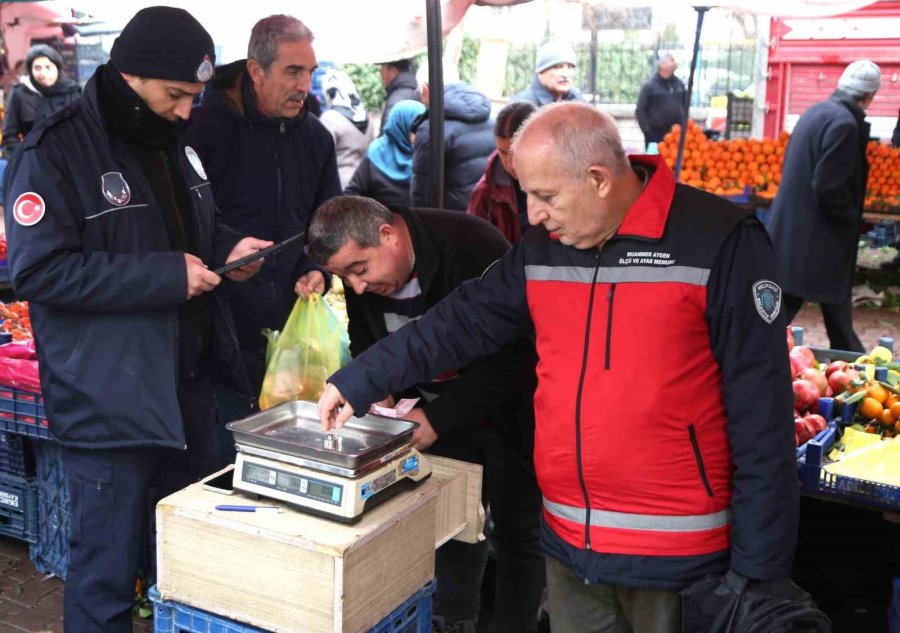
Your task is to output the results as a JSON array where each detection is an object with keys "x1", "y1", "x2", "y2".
[
  {"x1": 184, "y1": 146, "x2": 207, "y2": 180},
  {"x1": 101, "y1": 172, "x2": 131, "y2": 206}
]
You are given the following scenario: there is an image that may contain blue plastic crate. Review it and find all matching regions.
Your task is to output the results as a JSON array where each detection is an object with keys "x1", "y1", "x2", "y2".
[
  {"x1": 0, "y1": 430, "x2": 34, "y2": 476},
  {"x1": 798, "y1": 425, "x2": 900, "y2": 512},
  {"x1": 149, "y1": 579, "x2": 435, "y2": 633},
  {"x1": 0, "y1": 385, "x2": 51, "y2": 439},
  {"x1": 29, "y1": 440, "x2": 69, "y2": 579},
  {"x1": 0, "y1": 468, "x2": 38, "y2": 543}
]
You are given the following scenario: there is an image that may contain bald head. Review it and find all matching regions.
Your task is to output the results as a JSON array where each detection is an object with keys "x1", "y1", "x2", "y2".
[
  {"x1": 512, "y1": 102, "x2": 629, "y2": 181},
  {"x1": 510, "y1": 103, "x2": 640, "y2": 250}
]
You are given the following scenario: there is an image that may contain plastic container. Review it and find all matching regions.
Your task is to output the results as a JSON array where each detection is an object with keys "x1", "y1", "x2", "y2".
[
  {"x1": 0, "y1": 468, "x2": 39, "y2": 543},
  {"x1": 29, "y1": 440, "x2": 70, "y2": 579},
  {"x1": 0, "y1": 430, "x2": 34, "y2": 477},
  {"x1": 149, "y1": 579, "x2": 436, "y2": 633},
  {"x1": 0, "y1": 385, "x2": 50, "y2": 439},
  {"x1": 797, "y1": 425, "x2": 900, "y2": 512}
]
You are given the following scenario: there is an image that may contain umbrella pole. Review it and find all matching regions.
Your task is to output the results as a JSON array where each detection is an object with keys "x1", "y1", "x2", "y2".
[
  {"x1": 675, "y1": 5, "x2": 709, "y2": 182},
  {"x1": 426, "y1": 0, "x2": 445, "y2": 209}
]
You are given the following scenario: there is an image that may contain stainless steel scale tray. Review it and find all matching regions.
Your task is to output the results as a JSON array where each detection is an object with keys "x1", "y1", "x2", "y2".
[{"x1": 225, "y1": 400, "x2": 418, "y2": 469}]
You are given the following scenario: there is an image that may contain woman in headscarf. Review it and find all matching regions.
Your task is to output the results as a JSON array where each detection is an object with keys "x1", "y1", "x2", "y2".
[
  {"x1": 344, "y1": 99, "x2": 425, "y2": 207},
  {"x1": 3, "y1": 45, "x2": 81, "y2": 157},
  {"x1": 319, "y1": 69, "x2": 373, "y2": 188}
]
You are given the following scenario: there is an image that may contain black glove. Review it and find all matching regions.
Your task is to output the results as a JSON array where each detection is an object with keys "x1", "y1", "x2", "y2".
[{"x1": 681, "y1": 570, "x2": 832, "y2": 633}]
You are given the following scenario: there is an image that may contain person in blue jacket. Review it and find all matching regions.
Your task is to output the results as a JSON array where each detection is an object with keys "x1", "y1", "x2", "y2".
[
  {"x1": 3, "y1": 8, "x2": 271, "y2": 631},
  {"x1": 410, "y1": 68, "x2": 494, "y2": 211},
  {"x1": 185, "y1": 14, "x2": 342, "y2": 411}
]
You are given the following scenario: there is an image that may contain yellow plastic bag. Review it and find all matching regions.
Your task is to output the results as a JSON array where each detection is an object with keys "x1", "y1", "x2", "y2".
[{"x1": 259, "y1": 293, "x2": 351, "y2": 410}]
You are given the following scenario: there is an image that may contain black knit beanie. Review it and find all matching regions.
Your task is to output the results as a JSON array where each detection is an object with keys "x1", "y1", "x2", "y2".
[{"x1": 110, "y1": 6, "x2": 215, "y2": 84}]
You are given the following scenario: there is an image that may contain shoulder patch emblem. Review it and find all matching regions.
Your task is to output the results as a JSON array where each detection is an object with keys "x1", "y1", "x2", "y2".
[
  {"x1": 12, "y1": 192, "x2": 46, "y2": 226},
  {"x1": 184, "y1": 146, "x2": 207, "y2": 180},
  {"x1": 752, "y1": 279, "x2": 782, "y2": 324},
  {"x1": 101, "y1": 172, "x2": 131, "y2": 206}
]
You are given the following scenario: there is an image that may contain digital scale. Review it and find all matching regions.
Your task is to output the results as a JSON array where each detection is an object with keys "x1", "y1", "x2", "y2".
[{"x1": 226, "y1": 401, "x2": 432, "y2": 523}]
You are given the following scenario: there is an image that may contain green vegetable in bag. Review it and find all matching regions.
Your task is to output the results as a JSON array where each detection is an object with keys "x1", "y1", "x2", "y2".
[{"x1": 259, "y1": 293, "x2": 350, "y2": 410}]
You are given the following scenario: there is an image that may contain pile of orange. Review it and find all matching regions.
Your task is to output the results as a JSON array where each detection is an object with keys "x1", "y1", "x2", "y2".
[
  {"x1": 658, "y1": 121, "x2": 900, "y2": 211},
  {"x1": 657, "y1": 121, "x2": 788, "y2": 200},
  {"x1": 864, "y1": 141, "x2": 900, "y2": 211}
]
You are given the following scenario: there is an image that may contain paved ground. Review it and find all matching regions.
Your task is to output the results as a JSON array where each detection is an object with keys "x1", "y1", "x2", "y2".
[
  {"x1": 0, "y1": 304, "x2": 895, "y2": 632},
  {"x1": 0, "y1": 538, "x2": 152, "y2": 632}
]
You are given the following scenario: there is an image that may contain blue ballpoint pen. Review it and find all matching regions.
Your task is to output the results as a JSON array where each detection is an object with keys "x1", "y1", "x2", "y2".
[{"x1": 215, "y1": 504, "x2": 282, "y2": 513}]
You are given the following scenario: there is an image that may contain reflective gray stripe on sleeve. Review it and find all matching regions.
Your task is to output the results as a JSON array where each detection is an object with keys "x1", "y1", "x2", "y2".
[
  {"x1": 544, "y1": 497, "x2": 731, "y2": 532},
  {"x1": 84, "y1": 203, "x2": 150, "y2": 220},
  {"x1": 525, "y1": 265, "x2": 710, "y2": 286}
]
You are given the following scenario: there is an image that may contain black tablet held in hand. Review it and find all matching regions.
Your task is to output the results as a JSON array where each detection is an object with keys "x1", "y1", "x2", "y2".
[{"x1": 213, "y1": 232, "x2": 306, "y2": 276}]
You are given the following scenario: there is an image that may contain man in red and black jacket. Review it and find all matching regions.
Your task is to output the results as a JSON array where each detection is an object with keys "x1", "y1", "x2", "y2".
[{"x1": 319, "y1": 104, "x2": 799, "y2": 633}]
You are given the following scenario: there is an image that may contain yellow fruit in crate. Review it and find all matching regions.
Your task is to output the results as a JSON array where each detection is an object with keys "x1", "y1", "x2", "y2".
[
  {"x1": 869, "y1": 346, "x2": 893, "y2": 365},
  {"x1": 856, "y1": 354, "x2": 874, "y2": 365}
]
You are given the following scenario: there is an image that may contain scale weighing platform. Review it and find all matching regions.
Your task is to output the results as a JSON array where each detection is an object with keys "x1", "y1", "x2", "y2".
[{"x1": 226, "y1": 401, "x2": 432, "y2": 523}]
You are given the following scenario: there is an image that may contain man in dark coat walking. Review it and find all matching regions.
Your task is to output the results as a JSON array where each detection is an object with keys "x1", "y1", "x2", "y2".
[
  {"x1": 768, "y1": 60, "x2": 881, "y2": 352},
  {"x1": 635, "y1": 53, "x2": 686, "y2": 149}
]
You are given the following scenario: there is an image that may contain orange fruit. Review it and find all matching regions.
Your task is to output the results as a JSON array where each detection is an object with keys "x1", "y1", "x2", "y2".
[
  {"x1": 867, "y1": 382, "x2": 889, "y2": 405},
  {"x1": 881, "y1": 408, "x2": 894, "y2": 426},
  {"x1": 890, "y1": 402, "x2": 900, "y2": 420},
  {"x1": 860, "y1": 397, "x2": 884, "y2": 420}
]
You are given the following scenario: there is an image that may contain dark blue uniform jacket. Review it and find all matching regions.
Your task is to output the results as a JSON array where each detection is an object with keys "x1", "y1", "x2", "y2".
[
  {"x1": 185, "y1": 63, "x2": 342, "y2": 389},
  {"x1": 3, "y1": 69, "x2": 247, "y2": 449}
]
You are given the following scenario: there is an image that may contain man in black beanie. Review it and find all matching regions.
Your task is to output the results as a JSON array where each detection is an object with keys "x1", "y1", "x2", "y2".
[{"x1": 3, "y1": 7, "x2": 271, "y2": 632}]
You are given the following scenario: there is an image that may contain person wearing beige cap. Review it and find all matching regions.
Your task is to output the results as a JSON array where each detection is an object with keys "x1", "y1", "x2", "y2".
[
  {"x1": 511, "y1": 40, "x2": 586, "y2": 106},
  {"x1": 768, "y1": 59, "x2": 881, "y2": 352}
]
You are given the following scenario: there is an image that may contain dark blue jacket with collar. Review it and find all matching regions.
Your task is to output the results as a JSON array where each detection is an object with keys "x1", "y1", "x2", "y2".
[
  {"x1": 511, "y1": 76, "x2": 586, "y2": 107},
  {"x1": 185, "y1": 63, "x2": 342, "y2": 390},
  {"x1": 2, "y1": 66, "x2": 248, "y2": 449}
]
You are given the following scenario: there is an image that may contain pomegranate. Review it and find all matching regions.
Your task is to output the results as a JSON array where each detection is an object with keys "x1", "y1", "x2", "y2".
[
  {"x1": 789, "y1": 346, "x2": 817, "y2": 373},
  {"x1": 793, "y1": 379, "x2": 820, "y2": 414},
  {"x1": 804, "y1": 413, "x2": 827, "y2": 434},
  {"x1": 824, "y1": 360, "x2": 849, "y2": 379},
  {"x1": 799, "y1": 368, "x2": 828, "y2": 396},
  {"x1": 795, "y1": 419, "x2": 813, "y2": 445},
  {"x1": 828, "y1": 368, "x2": 858, "y2": 394}
]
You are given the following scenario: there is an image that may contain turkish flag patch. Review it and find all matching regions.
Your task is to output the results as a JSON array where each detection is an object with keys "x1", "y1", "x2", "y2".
[{"x1": 12, "y1": 192, "x2": 46, "y2": 226}]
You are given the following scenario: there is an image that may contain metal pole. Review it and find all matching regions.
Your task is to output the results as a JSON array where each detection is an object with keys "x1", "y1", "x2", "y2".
[
  {"x1": 675, "y1": 6, "x2": 709, "y2": 183},
  {"x1": 589, "y1": 18, "x2": 598, "y2": 105},
  {"x1": 425, "y1": 0, "x2": 445, "y2": 209}
]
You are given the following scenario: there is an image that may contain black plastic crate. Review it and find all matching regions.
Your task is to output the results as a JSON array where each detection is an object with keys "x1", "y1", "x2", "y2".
[
  {"x1": 0, "y1": 431, "x2": 35, "y2": 477},
  {"x1": 0, "y1": 386, "x2": 51, "y2": 439},
  {"x1": 29, "y1": 440, "x2": 69, "y2": 579},
  {"x1": 0, "y1": 469, "x2": 38, "y2": 543},
  {"x1": 725, "y1": 93, "x2": 753, "y2": 140}
]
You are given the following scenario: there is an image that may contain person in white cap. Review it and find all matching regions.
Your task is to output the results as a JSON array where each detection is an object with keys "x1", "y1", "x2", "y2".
[
  {"x1": 767, "y1": 59, "x2": 881, "y2": 352},
  {"x1": 511, "y1": 40, "x2": 586, "y2": 106}
]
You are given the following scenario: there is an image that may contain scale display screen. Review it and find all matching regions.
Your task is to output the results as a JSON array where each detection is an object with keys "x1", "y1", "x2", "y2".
[{"x1": 242, "y1": 462, "x2": 343, "y2": 506}]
